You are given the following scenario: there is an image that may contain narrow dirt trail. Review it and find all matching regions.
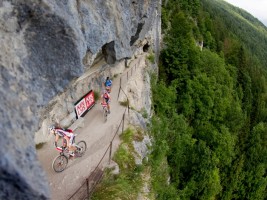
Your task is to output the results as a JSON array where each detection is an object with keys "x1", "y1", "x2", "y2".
[{"x1": 37, "y1": 55, "x2": 146, "y2": 200}]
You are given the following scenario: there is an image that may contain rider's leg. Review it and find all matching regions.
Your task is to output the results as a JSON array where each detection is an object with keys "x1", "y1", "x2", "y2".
[
  {"x1": 68, "y1": 135, "x2": 77, "y2": 153},
  {"x1": 107, "y1": 99, "x2": 111, "y2": 113},
  {"x1": 69, "y1": 145, "x2": 76, "y2": 152},
  {"x1": 107, "y1": 104, "x2": 110, "y2": 113},
  {"x1": 63, "y1": 138, "x2": 67, "y2": 148}
]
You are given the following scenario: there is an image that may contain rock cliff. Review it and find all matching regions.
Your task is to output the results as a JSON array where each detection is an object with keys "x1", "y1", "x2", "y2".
[{"x1": 0, "y1": 0, "x2": 160, "y2": 199}]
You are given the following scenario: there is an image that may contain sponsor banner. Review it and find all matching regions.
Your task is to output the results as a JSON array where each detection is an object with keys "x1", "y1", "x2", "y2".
[{"x1": 75, "y1": 90, "x2": 95, "y2": 118}]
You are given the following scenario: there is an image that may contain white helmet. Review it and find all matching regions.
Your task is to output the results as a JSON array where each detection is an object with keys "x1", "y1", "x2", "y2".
[{"x1": 48, "y1": 125, "x2": 55, "y2": 133}]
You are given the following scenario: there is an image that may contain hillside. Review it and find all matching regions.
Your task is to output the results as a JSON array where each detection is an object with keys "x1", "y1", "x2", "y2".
[
  {"x1": 202, "y1": 0, "x2": 267, "y2": 67},
  {"x1": 148, "y1": 0, "x2": 267, "y2": 199}
]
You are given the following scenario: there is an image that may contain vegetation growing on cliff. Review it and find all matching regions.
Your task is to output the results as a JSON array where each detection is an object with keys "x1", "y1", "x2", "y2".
[
  {"x1": 91, "y1": 128, "x2": 153, "y2": 200},
  {"x1": 150, "y1": 0, "x2": 267, "y2": 199}
]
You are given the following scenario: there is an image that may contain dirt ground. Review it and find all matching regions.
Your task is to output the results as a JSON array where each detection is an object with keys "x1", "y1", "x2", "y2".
[{"x1": 37, "y1": 56, "x2": 144, "y2": 200}]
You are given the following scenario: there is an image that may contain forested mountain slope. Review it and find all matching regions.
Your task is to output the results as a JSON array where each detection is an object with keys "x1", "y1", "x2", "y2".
[
  {"x1": 202, "y1": 0, "x2": 267, "y2": 67},
  {"x1": 150, "y1": 0, "x2": 267, "y2": 199}
]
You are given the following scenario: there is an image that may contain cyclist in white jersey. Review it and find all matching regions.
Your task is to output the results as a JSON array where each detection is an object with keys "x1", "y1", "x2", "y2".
[{"x1": 49, "y1": 126, "x2": 76, "y2": 156}]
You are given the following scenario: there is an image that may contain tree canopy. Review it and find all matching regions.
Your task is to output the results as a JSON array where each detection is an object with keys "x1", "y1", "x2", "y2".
[{"x1": 150, "y1": 0, "x2": 267, "y2": 199}]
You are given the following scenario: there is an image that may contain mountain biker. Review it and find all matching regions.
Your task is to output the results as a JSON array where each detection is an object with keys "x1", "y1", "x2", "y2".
[
  {"x1": 101, "y1": 90, "x2": 111, "y2": 114},
  {"x1": 48, "y1": 126, "x2": 76, "y2": 156},
  {"x1": 103, "y1": 77, "x2": 112, "y2": 93}
]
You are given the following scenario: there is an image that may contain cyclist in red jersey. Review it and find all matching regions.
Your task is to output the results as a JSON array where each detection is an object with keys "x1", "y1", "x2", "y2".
[{"x1": 101, "y1": 90, "x2": 111, "y2": 114}]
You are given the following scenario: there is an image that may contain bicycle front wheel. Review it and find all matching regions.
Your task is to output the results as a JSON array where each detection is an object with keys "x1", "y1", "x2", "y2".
[
  {"x1": 52, "y1": 155, "x2": 68, "y2": 172},
  {"x1": 76, "y1": 141, "x2": 87, "y2": 155}
]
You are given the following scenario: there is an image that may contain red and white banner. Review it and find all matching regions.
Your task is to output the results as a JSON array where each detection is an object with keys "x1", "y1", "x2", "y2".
[{"x1": 75, "y1": 90, "x2": 95, "y2": 118}]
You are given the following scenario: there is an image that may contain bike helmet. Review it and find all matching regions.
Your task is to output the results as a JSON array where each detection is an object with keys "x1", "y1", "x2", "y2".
[{"x1": 48, "y1": 125, "x2": 55, "y2": 133}]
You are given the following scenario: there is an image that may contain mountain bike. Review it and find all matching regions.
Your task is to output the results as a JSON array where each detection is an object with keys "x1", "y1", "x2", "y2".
[
  {"x1": 101, "y1": 102, "x2": 108, "y2": 122},
  {"x1": 52, "y1": 136, "x2": 87, "y2": 172}
]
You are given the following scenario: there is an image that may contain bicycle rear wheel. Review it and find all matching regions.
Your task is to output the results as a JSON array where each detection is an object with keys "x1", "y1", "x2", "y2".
[
  {"x1": 76, "y1": 141, "x2": 87, "y2": 156},
  {"x1": 103, "y1": 108, "x2": 107, "y2": 122},
  {"x1": 52, "y1": 155, "x2": 68, "y2": 172}
]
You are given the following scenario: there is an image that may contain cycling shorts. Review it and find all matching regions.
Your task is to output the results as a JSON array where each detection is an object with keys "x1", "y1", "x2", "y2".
[
  {"x1": 64, "y1": 135, "x2": 75, "y2": 146},
  {"x1": 104, "y1": 98, "x2": 110, "y2": 104},
  {"x1": 69, "y1": 135, "x2": 75, "y2": 146}
]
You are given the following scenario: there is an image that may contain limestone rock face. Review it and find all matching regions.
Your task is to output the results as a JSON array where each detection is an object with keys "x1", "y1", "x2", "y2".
[{"x1": 0, "y1": 0, "x2": 160, "y2": 199}]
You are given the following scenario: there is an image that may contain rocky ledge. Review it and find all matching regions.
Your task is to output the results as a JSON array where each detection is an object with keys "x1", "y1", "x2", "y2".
[{"x1": 0, "y1": 0, "x2": 160, "y2": 199}]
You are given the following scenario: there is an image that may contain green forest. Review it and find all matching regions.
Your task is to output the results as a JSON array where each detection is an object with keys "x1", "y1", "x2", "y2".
[{"x1": 150, "y1": 0, "x2": 267, "y2": 199}]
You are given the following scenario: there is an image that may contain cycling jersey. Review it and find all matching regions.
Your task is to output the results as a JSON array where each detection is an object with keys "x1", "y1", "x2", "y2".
[
  {"x1": 102, "y1": 93, "x2": 110, "y2": 104},
  {"x1": 104, "y1": 93, "x2": 109, "y2": 99},
  {"x1": 105, "y1": 80, "x2": 112, "y2": 87},
  {"x1": 55, "y1": 128, "x2": 75, "y2": 145}
]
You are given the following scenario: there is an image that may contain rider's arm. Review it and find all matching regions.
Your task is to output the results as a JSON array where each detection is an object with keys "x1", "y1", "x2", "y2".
[
  {"x1": 54, "y1": 134, "x2": 59, "y2": 147},
  {"x1": 55, "y1": 134, "x2": 59, "y2": 142}
]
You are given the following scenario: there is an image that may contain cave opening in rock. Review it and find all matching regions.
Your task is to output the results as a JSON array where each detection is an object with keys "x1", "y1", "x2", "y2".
[
  {"x1": 102, "y1": 41, "x2": 116, "y2": 64},
  {"x1": 143, "y1": 43, "x2": 150, "y2": 52}
]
